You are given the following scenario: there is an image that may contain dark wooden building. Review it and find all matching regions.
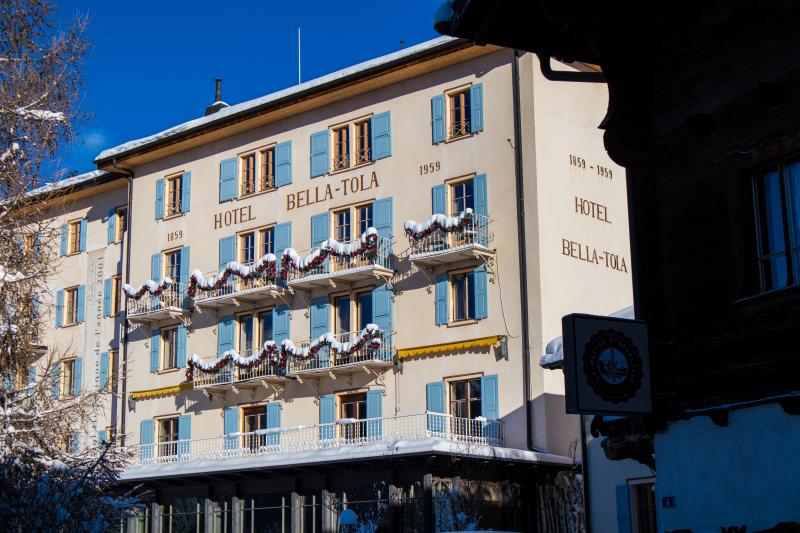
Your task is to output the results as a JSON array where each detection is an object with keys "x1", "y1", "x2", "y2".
[{"x1": 435, "y1": 1, "x2": 800, "y2": 531}]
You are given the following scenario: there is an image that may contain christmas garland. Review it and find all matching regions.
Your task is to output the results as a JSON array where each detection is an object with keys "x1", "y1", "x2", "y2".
[
  {"x1": 403, "y1": 208, "x2": 474, "y2": 242},
  {"x1": 280, "y1": 228, "x2": 379, "y2": 280},
  {"x1": 185, "y1": 325, "x2": 383, "y2": 381},
  {"x1": 188, "y1": 254, "x2": 279, "y2": 296},
  {"x1": 123, "y1": 278, "x2": 173, "y2": 301}
]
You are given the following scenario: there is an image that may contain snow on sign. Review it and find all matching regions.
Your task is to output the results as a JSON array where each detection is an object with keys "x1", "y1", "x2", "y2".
[{"x1": 562, "y1": 313, "x2": 652, "y2": 415}]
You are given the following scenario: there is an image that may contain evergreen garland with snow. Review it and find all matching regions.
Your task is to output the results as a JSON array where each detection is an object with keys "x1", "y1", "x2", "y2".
[
  {"x1": 122, "y1": 278, "x2": 173, "y2": 300},
  {"x1": 188, "y1": 254, "x2": 279, "y2": 296},
  {"x1": 403, "y1": 208, "x2": 474, "y2": 241},
  {"x1": 280, "y1": 228, "x2": 379, "y2": 279}
]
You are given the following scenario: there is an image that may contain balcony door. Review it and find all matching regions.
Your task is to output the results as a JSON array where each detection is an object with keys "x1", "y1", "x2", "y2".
[{"x1": 339, "y1": 393, "x2": 367, "y2": 441}]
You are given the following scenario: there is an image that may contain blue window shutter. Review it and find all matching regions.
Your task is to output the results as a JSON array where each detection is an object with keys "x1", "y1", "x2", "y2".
[
  {"x1": 273, "y1": 306, "x2": 290, "y2": 346},
  {"x1": 140, "y1": 419, "x2": 154, "y2": 460},
  {"x1": 274, "y1": 222, "x2": 292, "y2": 256},
  {"x1": 151, "y1": 253, "x2": 162, "y2": 282},
  {"x1": 474, "y1": 174, "x2": 488, "y2": 217},
  {"x1": 366, "y1": 389, "x2": 383, "y2": 438},
  {"x1": 99, "y1": 351, "x2": 109, "y2": 390},
  {"x1": 155, "y1": 178, "x2": 165, "y2": 219},
  {"x1": 435, "y1": 274, "x2": 449, "y2": 325},
  {"x1": 432, "y1": 185, "x2": 446, "y2": 215},
  {"x1": 426, "y1": 381, "x2": 445, "y2": 432},
  {"x1": 373, "y1": 197, "x2": 393, "y2": 240},
  {"x1": 371, "y1": 111, "x2": 392, "y2": 160},
  {"x1": 179, "y1": 246, "x2": 190, "y2": 284},
  {"x1": 150, "y1": 330, "x2": 160, "y2": 373},
  {"x1": 98, "y1": 430, "x2": 106, "y2": 445},
  {"x1": 181, "y1": 171, "x2": 191, "y2": 213},
  {"x1": 27, "y1": 367, "x2": 36, "y2": 386},
  {"x1": 480, "y1": 374, "x2": 498, "y2": 419},
  {"x1": 266, "y1": 402, "x2": 281, "y2": 446},
  {"x1": 218, "y1": 236, "x2": 235, "y2": 269},
  {"x1": 470, "y1": 83, "x2": 484, "y2": 133},
  {"x1": 176, "y1": 324, "x2": 187, "y2": 368},
  {"x1": 79, "y1": 219, "x2": 87, "y2": 252},
  {"x1": 107, "y1": 208, "x2": 116, "y2": 244},
  {"x1": 55, "y1": 290, "x2": 64, "y2": 328},
  {"x1": 311, "y1": 212, "x2": 329, "y2": 248},
  {"x1": 178, "y1": 415, "x2": 191, "y2": 455},
  {"x1": 474, "y1": 265, "x2": 488, "y2": 319},
  {"x1": 218, "y1": 316, "x2": 235, "y2": 354},
  {"x1": 372, "y1": 284, "x2": 392, "y2": 343},
  {"x1": 319, "y1": 395, "x2": 335, "y2": 440},
  {"x1": 60, "y1": 224, "x2": 68, "y2": 256},
  {"x1": 310, "y1": 298, "x2": 329, "y2": 339},
  {"x1": 431, "y1": 95, "x2": 445, "y2": 144},
  {"x1": 103, "y1": 278, "x2": 112, "y2": 317},
  {"x1": 76, "y1": 285, "x2": 85, "y2": 323},
  {"x1": 224, "y1": 407, "x2": 239, "y2": 449},
  {"x1": 73, "y1": 357, "x2": 83, "y2": 395},
  {"x1": 51, "y1": 362, "x2": 60, "y2": 399},
  {"x1": 616, "y1": 484, "x2": 632, "y2": 533},
  {"x1": 219, "y1": 157, "x2": 238, "y2": 202},
  {"x1": 275, "y1": 141, "x2": 292, "y2": 187},
  {"x1": 310, "y1": 130, "x2": 329, "y2": 177}
]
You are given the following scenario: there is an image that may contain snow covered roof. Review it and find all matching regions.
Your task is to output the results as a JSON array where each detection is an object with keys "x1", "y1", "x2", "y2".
[
  {"x1": 539, "y1": 306, "x2": 635, "y2": 370},
  {"x1": 25, "y1": 169, "x2": 115, "y2": 200},
  {"x1": 120, "y1": 437, "x2": 573, "y2": 481},
  {"x1": 95, "y1": 36, "x2": 464, "y2": 164}
]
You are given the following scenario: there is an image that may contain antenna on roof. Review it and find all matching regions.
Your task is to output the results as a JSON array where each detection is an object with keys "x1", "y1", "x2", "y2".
[
  {"x1": 297, "y1": 26, "x2": 302, "y2": 85},
  {"x1": 400, "y1": 40, "x2": 405, "y2": 49}
]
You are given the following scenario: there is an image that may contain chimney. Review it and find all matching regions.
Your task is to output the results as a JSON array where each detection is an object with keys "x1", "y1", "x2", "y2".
[{"x1": 205, "y1": 78, "x2": 229, "y2": 116}]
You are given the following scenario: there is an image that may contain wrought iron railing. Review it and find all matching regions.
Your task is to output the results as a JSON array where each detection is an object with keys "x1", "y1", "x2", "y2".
[
  {"x1": 192, "y1": 349, "x2": 286, "y2": 387},
  {"x1": 354, "y1": 148, "x2": 372, "y2": 165},
  {"x1": 284, "y1": 236, "x2": 393, "y2": 283},
  {"x1": 132, "y1": 412, "x2": 503, "y2": 465},
  {"x1": 127, "y1": 282, "x2": 190, "y2": 317},
  {"x1": 192, "y1": 262, "x2": 281, "y2": 304},
  {"x1": 287, "y1": 330, "x2": 393, "y2": 374},
  {"x1": 166, "y1": 201, "x2": 182, "y2": 217},
  {"x1": 408, "y1": 213, "x2": 490, "y2": 256},
  {"x1": 448, "y1": 120, "x2": 470, "y2": 139},
  {"x1": 332, "y1": 154, "x2": 350, "y2": 171}
]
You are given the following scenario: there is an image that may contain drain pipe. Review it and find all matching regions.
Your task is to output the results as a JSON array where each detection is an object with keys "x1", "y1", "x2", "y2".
[{"x1": 511, "y1": 49, "x2": 534, "y2": 452}]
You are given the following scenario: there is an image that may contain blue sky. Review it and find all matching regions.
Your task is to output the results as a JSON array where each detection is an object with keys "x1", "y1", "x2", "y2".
[{"x1": 53, "y1": 0, "x2": 441, "y2": 176}]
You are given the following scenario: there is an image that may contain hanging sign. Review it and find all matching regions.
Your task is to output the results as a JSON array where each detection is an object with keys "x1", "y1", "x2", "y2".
[{"x1": 562, "y1": 313, "x2": 651, "y2": 415}]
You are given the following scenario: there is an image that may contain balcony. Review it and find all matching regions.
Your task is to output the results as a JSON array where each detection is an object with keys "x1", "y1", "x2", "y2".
[
  {"x1": 287, "y1": 328, "x2": 393, "y2": 378},
  {"x1": 191, "y1": 348, "x2": 288, "y2": 392},
  {"x1": 283, "y1": 233, "x2": 393, "y2": 290},
  {"x1": 404, "y1": 210, "x2": 492, "y2": 267},
  {"x1": 193, "y1": 262, "x2": 286, "y2": 310},
  {"x1": 126, "y1": 282, "x2": 190, "y2": 324},
  {"x1": 132, "y1": 412, "x2": 503, "y2": 466}
]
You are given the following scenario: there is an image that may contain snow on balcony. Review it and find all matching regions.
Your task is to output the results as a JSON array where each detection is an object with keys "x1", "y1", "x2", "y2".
[
  {"x1": 404, "y1": 210, "x2": 493, "y2": 267},
  {"x1": 286, "y1": 328, "x2": 393, "y2": 378},
  {"x1": 191, "y1": 348, "x2": 288, "y2": 391},
  {"x1": 126, "y1": 281, "x2": 191, "y2": 324},
  {"x1": 192, "y1": 261, "x2": 286, "y2": 310}
]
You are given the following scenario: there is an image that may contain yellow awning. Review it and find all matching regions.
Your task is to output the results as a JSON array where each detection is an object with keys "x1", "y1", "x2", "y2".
[
  {"x1": 130, "y1": 381, "x2": 193, "y2": 400},
  {"x1": 397, "y1": 335, "x2": 502, "y2": 359}
]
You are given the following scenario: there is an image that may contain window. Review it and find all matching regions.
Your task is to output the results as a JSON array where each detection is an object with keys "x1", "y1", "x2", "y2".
[
  {"x1": 339, "y1": 392, "x2": 367, "y2": 439},
  {"x1": 240, "y1": 231, "x2": 256, "y2": 265},
  {"x1": 448, "y1": 88, "x2": 471, "y2": 139},
  {"x1": 333, "y1": 208, "x2": 352, "y2": 242},
  {"x1": 241, "y1": 494, "x2": 291, "y2": 532},
  {"x1": 356, "y1": 291, "x2": 373, "y2": 330},
  {"x1": 241, "y1": 152, "x2": 257, "y2": 196},
  {"x1": 165, "y1": 175, "x2": 182, "y2": 217},
  {"x1": 114, "y1": 207, "x2": 127, "y2": 242},
  {"x1": 23, "y1": 233, "x2": 35, "y2": 252},
  {"x1": 240, "y1": 148, "x2": 276, "y2": 197},
  {"x1": 62, "y1": 359, "x2": 77, "y2": 397},
  {"x1": 161, "y1": 327, "x2": 179, "y2": 370},
  {"x1": 753, "y1": 160, "x2": 800, "y2": 292},
  {"x1": 158, "y1": 417, "x2": 179, "y2": 456},
  {"x1": 242, "y1": 406, "x2": 267, "y2": 450},
  {"x1": 64, "y1": 286, "x2": 79, "y2": 325},
  {"x1": 108, "y1": 350, "x2": 118, "y2": 392},
  {"x1": 111, "y1": 275, "x2": 122, "y2": 316},
  {"x1": 451, "y1": 271, "x2": 475, "y2": 321},
  {"x1": 333, "y1": 125, "x2": 350, "y2": 171},
  {"x1": 260, "y1": 147, "x2": 275, "y2": 191},
  {"x1": 161, "y1": 498, "x2": 204, "y2": 533},
  {"x1": 354, "y1": 120, "x2": 371, "y2": 165},
  {"x1": 260, "y1": 310, "x2": 274, "y2": 343},
  {"x1": 239, "y1": 314, "x2": 255, "y2": 353},
  {"x1": 450, "y1": 178, "x2": 475, "y2": 216},
  {"x1": 67, "y1": 219, "x2": 81, "y2": 254},
  {"x1": 449, "y1": 377, "x2": 481, "y2": 419},
  {"x1": 164, "y1": 249, "x2": 182, "y2": 283},
  {"x1": 261, "y1": 226, "x2": 275, "y2": 256},
  {"x1": 334, "y1": 295, "x2": 351, "y2": 335},
  {"x1": 629, "y1": 480, "x2": 657, "y2": 533},
  {"x1": 356, "y1": 203, "x2": 373, "y2": 235}
]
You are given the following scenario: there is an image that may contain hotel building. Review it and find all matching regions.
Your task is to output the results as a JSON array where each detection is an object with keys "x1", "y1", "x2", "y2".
[{"x1": 36, "y1": 36, "x2": 631, "y2": 531}]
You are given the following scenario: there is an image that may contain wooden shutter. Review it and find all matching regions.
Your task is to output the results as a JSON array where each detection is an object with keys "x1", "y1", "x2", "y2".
[
  {"x1": 426, "y1": 381, "x2": 445, "y2": 432},
  {"x1": 79, "y1": 219, "x2": 87, "y2": 252},
  {"x1": 432, "y1": 185, "x2": 446, "y2": 215},
  {"x1": 179, "y1": 247, "x2": 190, "y2": 284},
  {"x1": 273, "y1": 306, "x2": 290, "y2": 347},
  {"x1": 319, "y1": 395, "x2": 335, "y2": 440},
  {"x1": 76, "y1": 285, "x2": 85, "y2": 323},
  {"x1": 474, "y1": 265, "x2": 488, "y2": 319},
  {"x1": 140, "y1": 419, "x2": 154, "y2": 460},
  {"x1": 224, "y1": 407, "x2": 239, "y2": 450},
  {"x1": 73, "y1": 357, "x2": 83, "y2": 395},
  {"x1": 474, "y1": 173, "x2": 488, "y2": 216},
  {"x1": 151, "y1": 253, "x2": 162, "y2": 283},
  {"x1": 431, "y1": 95, "x2": 445, "y2": 144},
  {"x1": 311, "y1": 212, "x2": 329, "y2": 248},
  {"x1": 181, "y1": 171, "x2": 191, "y2": 213},
  {"x1": 366, "y1": 389, "x2": 383, "y2": 438},
  {"x1": 51, "y1": 362, "x2": 60, "y2": 399},
  {"x1": 480, "y1": 374, "x2": 498, "y2": 419},
  {"x1": 217, "y1": 316, "x2": 235, "y2": 355},
  {"x1": 470, "y1": 83, "x2": 484, "y2": 133},
  {"x1": 150, "y1": 330, "x2": 160, "y2": 373},
  {"x1": 219, "y1": 157, "x2": 238, "y2": 202},
  {"x1": 310, "y1": 298, "x2": 329, "y2": 339},
  {"x1": 266, "y1": 402, "x2": 281, "y2": 446},
  {"x1": 310, "y1": 130, "x2": 329, "y2": 178},
  {"x1": 176, "y1": 324, "x2": 187, "y2": 368},
  {"x1": 371, "y1": 111, "x2": 392, "y2": 159},
  {"x1": 60, "y1": 224, "x2": 68, "y2": 256},
  {"x1": 435, "y1": 274, "x2": 449, "y2": 325},
  {"x1": 178, "y1": 415, "x2": 191, "y2": 455},
  {"x1": 373, "y1": 197, "x2": 393, "y2": 241},
  {"x1": 155, "y1": 178, "x2": 165, "y2": 219},
  {"x1": 55, "y1": 290, "x2": 64, "y2": 328},
  {"x1": 218, "y1": 236, "x2": 235, "y2": 269},
  {"x1": 99, "y1": 351, "x2": 109, "y2": 390},
  {"x1": 107, "y1": 208, "x2": 116, "y2": 244},
  {"x1": 372, "y1": 284, "x2": 392, "y2": 348},
  {"x1": 103, "y1": 278, "x2": 112, "y2": 317},
  {"x1": 275, "y1": 141, "x2": 292, "y2": 187}
]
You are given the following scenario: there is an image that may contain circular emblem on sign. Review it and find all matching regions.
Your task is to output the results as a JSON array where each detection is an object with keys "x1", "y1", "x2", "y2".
[{"x1": 582, "y1": 329, "x2": 643, "y2": 403}]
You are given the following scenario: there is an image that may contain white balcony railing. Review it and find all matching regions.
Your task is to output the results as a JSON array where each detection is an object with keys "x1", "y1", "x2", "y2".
[
  {"x1": 127, "y1": 282, "x2": 190, "y2": 317},
  {"x1": 288, "y1": 329, "x2": 392, "y2": 374},
  {"x1": 192, "y1": 262, "x2": 282, "y2": 304},
  {"x1": 192, "y1": 349, "x2": 286, "y2": 388},
  {"x1": 133, "y1": 412, "x2": 503, "y2": 466},
  {"x1": 284, "y1": 236, "x2": 393, "y2": 284},
  {"x1": 406, "y1": 212, "x2": 490, "y2": 257}
]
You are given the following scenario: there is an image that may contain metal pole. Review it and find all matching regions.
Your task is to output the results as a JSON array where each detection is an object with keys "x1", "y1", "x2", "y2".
[{"x1": 297, "y1": 27, "x2": 301, "y2": 85}]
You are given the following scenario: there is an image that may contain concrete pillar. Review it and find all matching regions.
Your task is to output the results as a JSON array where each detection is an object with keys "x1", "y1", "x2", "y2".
[
  {"x1": 151, "y1": 502, "x2": 162, "y2": 533},
  {"x1": 204, "y1": 498, "x2": 216, "y2": 533},
  {"x1": 388, "y1": 484, "x2": 402, "y2": 533},
  {"x1": 291, "y1": 492, "x2": 303, "y2": 533},
  {"x1": 231, "y1": 496, "x2": 243, "y2": 533},
  {"x1": 321, "y1": 489, "x2": 335, "y2": 533}
]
